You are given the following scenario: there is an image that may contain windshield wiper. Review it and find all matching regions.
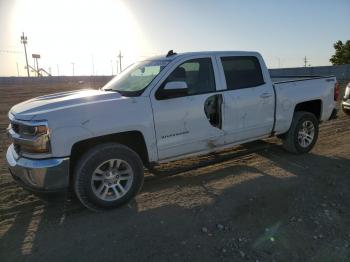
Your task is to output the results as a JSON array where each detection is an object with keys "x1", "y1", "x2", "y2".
[
  {"x1": 102, "y1": 88, "x2": 118, "y2": 92},
  {"x1": 101, "y1": 88, "x2": 129, "y2": 96},
  {"x1": 101, "y1": 88, "x2": 141, "y2": 97}
]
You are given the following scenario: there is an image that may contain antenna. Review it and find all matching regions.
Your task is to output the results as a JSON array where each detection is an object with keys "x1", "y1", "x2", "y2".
[{"x1": 166, "y1": 50, "x2": 177, "y2": 57}]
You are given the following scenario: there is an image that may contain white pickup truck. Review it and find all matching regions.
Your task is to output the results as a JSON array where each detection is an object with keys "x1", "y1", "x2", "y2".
[
  {"x1": 342, "y1": 82, "x2": 350, "y2": 116},
  {"x1": 6, "y1": 51, "x2": 339, "y2": 210}
]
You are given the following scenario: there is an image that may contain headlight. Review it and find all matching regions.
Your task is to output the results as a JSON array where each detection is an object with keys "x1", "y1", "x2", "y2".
[
  {"x1": 344, "y1": 85, "x2": 350, "y2": 100},
  {"x1": 8, "y1": 121, "x2": 51, "y2": 154},
  {"x1": 20, "y1": 125, "x2": 48, "y2": 136}
]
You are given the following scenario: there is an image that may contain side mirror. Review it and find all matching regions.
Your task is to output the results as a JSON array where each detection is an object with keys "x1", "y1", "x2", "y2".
[
  {"x1": 164, "y1": 81, "x2": 188, "y2": 91},
  {"x1": 157, "y1": 81, "x2": 188, "y2": 100}
]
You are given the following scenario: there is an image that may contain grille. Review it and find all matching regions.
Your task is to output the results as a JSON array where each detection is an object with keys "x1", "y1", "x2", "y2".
[
  {"x1": 11, "y1": 122, "x2": 20, "y2": 133},
  {"x1": 14, "y1": 144, "x2": 21, "y2": 154}
]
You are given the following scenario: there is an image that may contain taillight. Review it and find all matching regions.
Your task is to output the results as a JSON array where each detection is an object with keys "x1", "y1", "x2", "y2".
[{"x1": 334, "y1": 82, "x2": 340, "y2": 101}]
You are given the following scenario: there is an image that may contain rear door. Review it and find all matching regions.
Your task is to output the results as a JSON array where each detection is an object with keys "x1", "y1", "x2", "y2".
[
  {"x1": 217, "y1": 55, "x2": 275, "y2": 143},
  {"x1": 150, "y1": 56, "x2": 225, "y2": 160}
]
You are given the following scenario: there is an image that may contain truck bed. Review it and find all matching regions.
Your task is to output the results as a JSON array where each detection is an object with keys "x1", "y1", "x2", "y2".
[
  {"x1": 271, "y1": 74, "x2": 337, "y2": 136},
  {"x1": 271, "y1": 75, "x2": 335, "y2": 84}
]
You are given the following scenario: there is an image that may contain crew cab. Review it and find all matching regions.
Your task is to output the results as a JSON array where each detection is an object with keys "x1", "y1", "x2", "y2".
[{"x1": 6, "y1": 51, "x2": 339, "y2": 210}]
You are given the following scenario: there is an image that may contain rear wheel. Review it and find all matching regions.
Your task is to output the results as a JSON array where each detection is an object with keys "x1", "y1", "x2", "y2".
[
  {"x1": 281, "y1": 111, "x2": 319, "y2": 154},
  {"x1": 74, "y1": 143, "x2": 144, "y2": 211}
]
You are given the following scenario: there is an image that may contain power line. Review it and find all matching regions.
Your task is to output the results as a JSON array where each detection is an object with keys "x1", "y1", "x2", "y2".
[{"x1": 0, "y1": 50, "x2": 23, "y2": 54}]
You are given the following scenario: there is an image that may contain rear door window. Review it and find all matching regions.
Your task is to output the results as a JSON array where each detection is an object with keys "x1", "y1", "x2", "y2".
[{"x1": 220, "y1": 56, "x2": 264, "y2": 90}]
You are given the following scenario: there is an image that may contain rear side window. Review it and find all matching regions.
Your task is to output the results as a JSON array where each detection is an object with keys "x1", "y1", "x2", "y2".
[{"x1": 221, "y1": 56, "x2": 264, "y2": 90}]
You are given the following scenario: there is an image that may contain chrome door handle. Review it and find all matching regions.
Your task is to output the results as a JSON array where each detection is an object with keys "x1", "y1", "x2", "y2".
[{"x1": 260, "y1": 93, "x2": 272, "y2": 98}]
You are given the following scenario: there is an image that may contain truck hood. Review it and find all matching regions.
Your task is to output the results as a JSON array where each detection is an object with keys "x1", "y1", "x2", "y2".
[{"x1": 10, "y1": 89, "x2": 123, "y2": 121}]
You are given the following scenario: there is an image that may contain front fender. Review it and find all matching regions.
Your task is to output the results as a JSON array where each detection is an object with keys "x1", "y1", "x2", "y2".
[{"x1": 50, "y1": 125, "x2": 93, "y2": 157}]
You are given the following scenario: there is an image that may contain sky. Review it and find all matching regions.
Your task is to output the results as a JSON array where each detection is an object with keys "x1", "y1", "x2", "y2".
[{"x1": 0, "y1": 0, "x2": 349, "y2": 76}]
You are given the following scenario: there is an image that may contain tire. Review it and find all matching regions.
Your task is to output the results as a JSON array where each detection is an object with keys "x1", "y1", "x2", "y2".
[
  {"x1": 281, "y1": 111, "x2": 319, "y2": 154},
  {"x1": 74, "y1": 143, "x2": 144, "y2": 211}
]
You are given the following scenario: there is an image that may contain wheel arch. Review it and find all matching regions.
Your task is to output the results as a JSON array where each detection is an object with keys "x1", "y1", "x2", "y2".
[
  {"x1": 277, "y1": 99, "x2": 322, "y2": 138},
  {"x1": 70, "y1": 131, "x2": 150, "y2": 185},
  {"x1": 294, "y1": 99, "x2": 322, "y2": 121}
]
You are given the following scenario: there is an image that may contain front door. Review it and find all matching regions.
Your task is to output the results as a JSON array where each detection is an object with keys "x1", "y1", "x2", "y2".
[{"x1": 150, "y1": 57, "x2": 224, "y2": 160}]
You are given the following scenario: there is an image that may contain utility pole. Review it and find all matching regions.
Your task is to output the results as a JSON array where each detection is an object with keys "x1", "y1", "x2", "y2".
[
  {"x1": 32, "y1": 54, "x2": 40, "y2": 77},
  {"x1": 91, "y1": 55, "x2": 95, "y2": 76},
  {"x1": 20, "y1": 32, "x2": 30, "y2": 77},
  {"x1": 303, "y1": 56, "x2": 308, "y2": 67},
  {"x1": 71, "y1": 62, "x2": 75, "y2": 76},
  {"x1": 33, "y1": 57, "x2": 36, "y2": 76},
  {"x1": 16, "y1": 62, "x2": 20, "y2": 76},
  {"x1": 276, "y1": 57, "x2": 282, "y2": 68},
  {"x1": 117, "y1": 50, "x2": 123, "y2": 72}
]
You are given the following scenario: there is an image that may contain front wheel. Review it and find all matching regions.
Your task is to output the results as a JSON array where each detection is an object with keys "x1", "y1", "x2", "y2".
[
  {"x1": 281, "y1": 111, "x2": 319, "y2": 154},
  {"x1": 74, "y1": 143, "x2": 144, "y2": 211}
]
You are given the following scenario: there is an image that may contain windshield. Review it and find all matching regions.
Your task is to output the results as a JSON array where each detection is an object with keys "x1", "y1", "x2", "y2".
[{"x1": 102, "y1": 60, "x2": 169, "y2": 96}]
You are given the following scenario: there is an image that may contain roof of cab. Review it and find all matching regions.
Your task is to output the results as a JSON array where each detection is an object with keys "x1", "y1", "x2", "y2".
[{"x1": 143, "y1": 50, "x2": 261, "y2": 62}]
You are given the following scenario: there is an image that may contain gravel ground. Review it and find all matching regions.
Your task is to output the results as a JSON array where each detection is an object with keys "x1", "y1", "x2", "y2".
[{"x1": 0, "y1": 81, "x2": 349, "y2": 262}]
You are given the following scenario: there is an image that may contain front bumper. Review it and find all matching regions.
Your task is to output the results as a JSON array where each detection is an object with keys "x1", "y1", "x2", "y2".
[
  {"x1": 6, "y1": 144, "x2": 70, "y2": 192},
  {"x1": 342, "y1": 100, "x2": 350, "y2": 111}
]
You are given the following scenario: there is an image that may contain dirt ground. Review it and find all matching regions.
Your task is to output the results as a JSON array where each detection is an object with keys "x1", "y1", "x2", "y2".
[{"x1": 0, "y1": 81, "x2": 349, "y2": 262}]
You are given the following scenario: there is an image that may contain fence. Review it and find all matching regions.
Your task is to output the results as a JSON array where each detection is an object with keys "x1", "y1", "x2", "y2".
[
  {"x1": 1, "y1": 64, "x2": 350, "y2": 85},
  {"x1": 0, "y1": 76, "x2": 114, "y2": 85},
  {"x1": 269, "y1": 64, "x2": 350, "y2": 82}
]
